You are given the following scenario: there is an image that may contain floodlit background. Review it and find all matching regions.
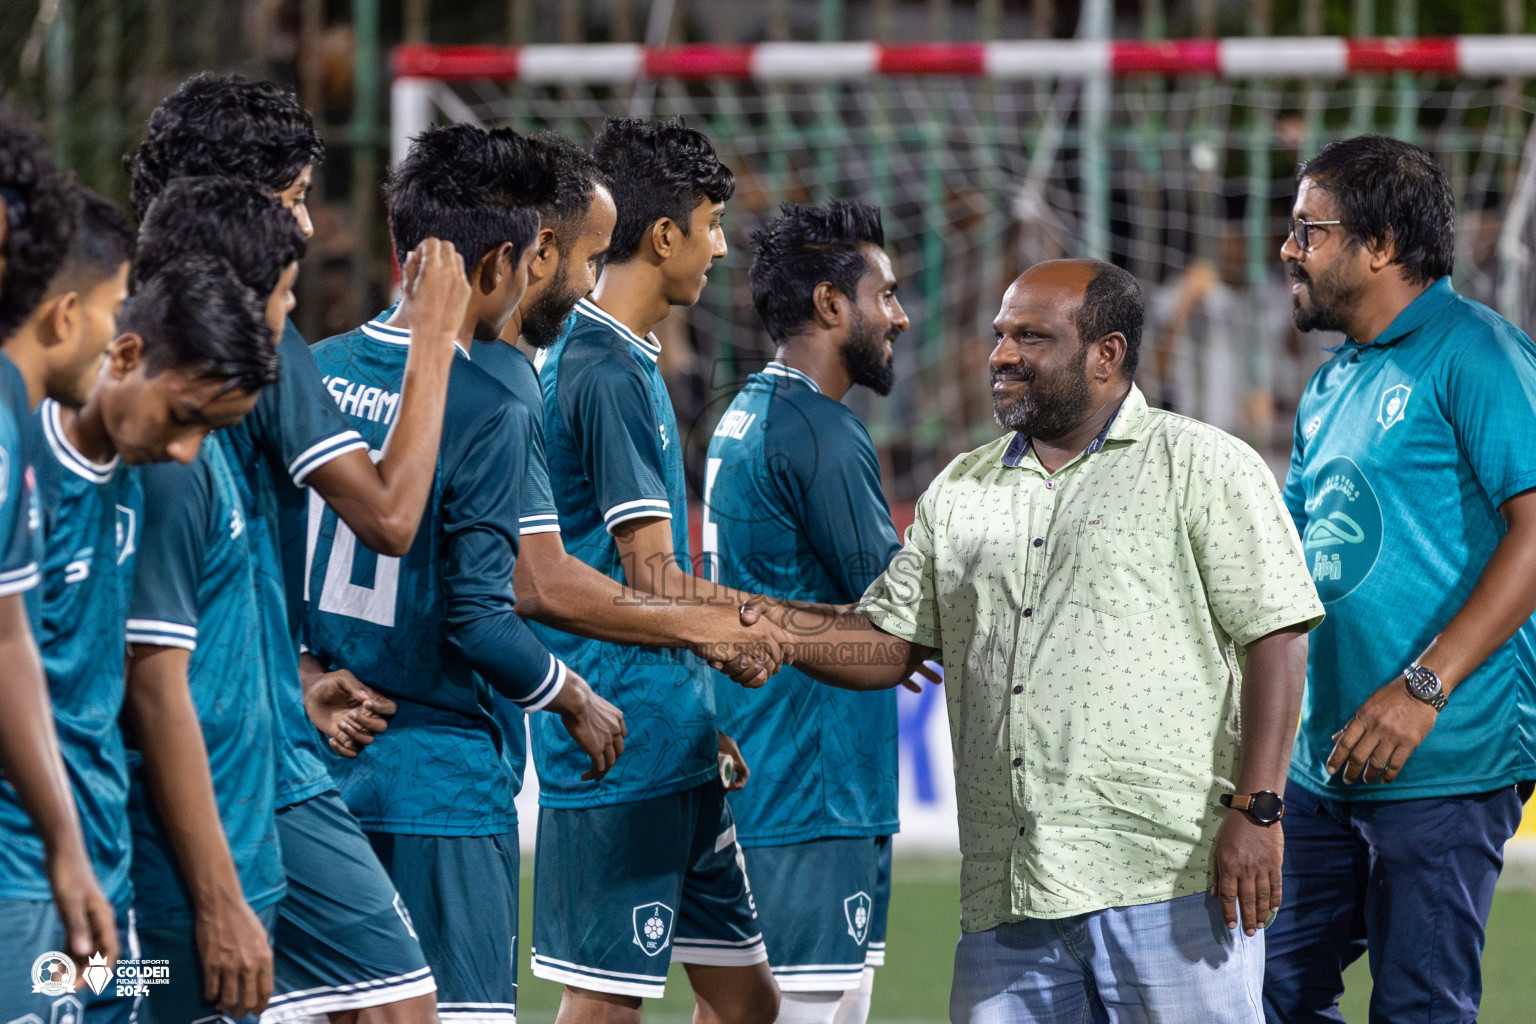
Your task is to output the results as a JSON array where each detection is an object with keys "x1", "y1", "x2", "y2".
[{"x1": 7, "y1": 1, "x2": 1536, "y2": 1019}]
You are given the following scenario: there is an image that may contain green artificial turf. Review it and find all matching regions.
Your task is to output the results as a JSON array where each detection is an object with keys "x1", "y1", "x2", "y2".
[{"x1": 513, "y1": 858, "x2": 1536, "y2": 1023}]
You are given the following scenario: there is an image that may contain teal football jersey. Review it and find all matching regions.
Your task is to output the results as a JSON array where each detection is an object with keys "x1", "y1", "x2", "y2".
[
  {"x1": 0, "y1": 353, "x2": 42, "y2": 615},
  {"x1": 0, "y1": 401, "x2": 140, "y2": 903},
  {"x1": 304, "y1": 317, "x2": 565, "y2": 837},
  {"x1": 534, "y1": 298, "x2": 717, "y2": 808},
  {"x1": 1284, "y1": 277, "x2": 1536, "y2": 801},
  {"x1": 470, "y1": 338, "x2": 563, "y2": 799},
  {"x1": 125, "y1": 434, "x2": 286, "y2": 923},
  {"x1": 223, "y1": 318, "x2": 368, "y2": 809},
  {"x1": 703, "y1": 364, "x2": 902, "y2": 844}
]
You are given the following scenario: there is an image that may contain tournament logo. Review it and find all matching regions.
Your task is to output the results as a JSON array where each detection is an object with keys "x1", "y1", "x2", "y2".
[
  {"x1": 82, "y1": 953, "x2": 112, "y2": 995},
  {"x1": 1377, "y1": 383, "x2": 1411, "y2": 430},
  {"x1": 632, "y1": 902, "x2": 676, "y2": 957},
  {"x1": 1301, "y1": 455, "x2": 1384, "y2": 603},
  {"x1": 844, "y1": 891, "x2": 873, "y2": 946},
  {"x1": 31, "y1": 950, "x2": 75, "y2": 995}
]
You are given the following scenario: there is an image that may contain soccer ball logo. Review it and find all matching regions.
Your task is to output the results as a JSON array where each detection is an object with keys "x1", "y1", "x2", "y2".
[
  {"x1": 631, "y1": 901, "x2": 675, "y2": 956},
  {"x1": 31, "y1": 950, "x2": 75, "y2": 995},
  {"x1": 1377, "y1": 384, "x2": 1411, "y2": 430}
]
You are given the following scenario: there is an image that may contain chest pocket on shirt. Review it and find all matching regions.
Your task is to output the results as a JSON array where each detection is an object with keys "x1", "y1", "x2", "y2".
[{"x1": 1067, "y1": 515, "x2": 1176, "y2": 618}]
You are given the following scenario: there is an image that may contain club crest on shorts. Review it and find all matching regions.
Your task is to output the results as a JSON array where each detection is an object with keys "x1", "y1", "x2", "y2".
[
  {"x1": 1377, "y1": 383, "x2": 1411, "y2": 430},
  {"x1": 632, "y1": 901, "x2": 675, "y2": 956},
  {"x1": 844, "y1": 891, "x2": 872, "y2": 945}
]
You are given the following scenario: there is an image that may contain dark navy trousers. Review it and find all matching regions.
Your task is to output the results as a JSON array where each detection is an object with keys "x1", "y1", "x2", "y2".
[{"x1": 1262, "y1": 778, "x2": 1526, "y2": 1024}]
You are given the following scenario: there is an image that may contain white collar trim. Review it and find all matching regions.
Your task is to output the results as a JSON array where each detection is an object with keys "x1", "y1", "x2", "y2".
[
  {"x1": 361, "y1": 317, "x2": 469, "y2": 359},
  {"x1": 42, "y1": 399, "x2": 118, "y2": 484},
  {"x1": 574, "y1": 298, "x2": 661, "y2": 364},
  {"x1": 763, "y1": 362, "x2": 822, "y2": 394}
]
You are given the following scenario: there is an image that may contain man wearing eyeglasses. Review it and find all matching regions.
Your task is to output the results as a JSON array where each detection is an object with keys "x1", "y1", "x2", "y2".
[{"x1": 1265, "y1": 135, "x2": 1536, "y2": 1023}]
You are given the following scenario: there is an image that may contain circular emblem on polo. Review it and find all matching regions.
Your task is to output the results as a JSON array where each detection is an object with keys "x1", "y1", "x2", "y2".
[{"x1": 1301, "y1": 456, "x2": 1383, "y2": 603}]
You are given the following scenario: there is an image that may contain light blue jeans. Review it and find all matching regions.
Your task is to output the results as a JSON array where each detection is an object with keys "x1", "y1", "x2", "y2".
[{"x1": 950, "y1": 892, "x2": 1265, "y2": 1024}]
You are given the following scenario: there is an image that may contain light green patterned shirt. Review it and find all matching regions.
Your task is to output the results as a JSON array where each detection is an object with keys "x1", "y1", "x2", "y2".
[{"x1": 859, "y1": 385, "x2": 1322, "y2": 931}]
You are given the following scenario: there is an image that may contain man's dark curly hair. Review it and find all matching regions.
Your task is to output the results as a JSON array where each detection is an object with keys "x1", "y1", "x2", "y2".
[
  {"x1": 590, "y1": 117, "x2": 735, "y2": 264},
  {"x1": 386, "y1": 124, "x2": 555, "y2": 274},
  {"x1": 125, "y1": 73, "x2": 324, "y2": 217},
  {"x1": 749, "y1": 200, "x2": 886, "y2": 344},
  {"x1": 530, "y1": 130, "x2": 612, "y2": 251},
  {"x1": 135, "y1": 176, "x2": 307, "y2": 298},
  {"x1": 121, "y1": 254, "x2": 280, "y2": 393},
  {"x1": 1297, "y1": 134, "x2": 1455, "y2": 286},
  {"x1": 50, "y1": 184, "x2": 134, "y2": 296},
  {"x1": 0, "y1": 100, "x2": 75, "y2": 342}
]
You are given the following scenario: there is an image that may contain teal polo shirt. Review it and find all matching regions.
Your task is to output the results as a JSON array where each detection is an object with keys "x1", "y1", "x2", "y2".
[{"x1": 1284, "y1": 276, "x2": 1536, "y2": 801}]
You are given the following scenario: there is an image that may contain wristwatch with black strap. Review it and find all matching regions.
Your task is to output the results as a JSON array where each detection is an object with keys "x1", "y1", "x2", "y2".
[
  {"x1": 1404, "y1": 661, "x2": 1448, "y2": 711},
  {"x1": 1219, "y1": 789, "x2": 1285, "y2": 826}
]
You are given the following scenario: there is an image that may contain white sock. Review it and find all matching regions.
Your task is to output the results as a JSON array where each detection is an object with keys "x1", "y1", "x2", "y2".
[
  {"x1": 776, "y1": 990, "x2": 842, "y2": 1024},
  {"x1": 831, "y1": 968, "x2": 875, "y2": 1024}
]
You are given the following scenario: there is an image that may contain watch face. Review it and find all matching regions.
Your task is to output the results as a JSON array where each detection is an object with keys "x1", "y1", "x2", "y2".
[
  {"x1": 1406, "y1": 668, "x2": 1438, "y2": 699},
  {"x1": 1249, "y1": 791, "x2": 1283, "y2": 823}
]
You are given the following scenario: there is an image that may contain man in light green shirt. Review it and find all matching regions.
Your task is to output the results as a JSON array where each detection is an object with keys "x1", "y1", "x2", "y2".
[{"x1": 748, "y1": 260, "x2": 1323, "y2": 1022}]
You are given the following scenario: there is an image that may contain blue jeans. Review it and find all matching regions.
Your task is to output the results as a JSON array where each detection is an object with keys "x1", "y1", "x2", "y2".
[
  {"x1": 1262, "y1": 779, "x2": 1526, "y2": 1024},
  {"x1": 950, "y1": 892, "x2": 1265, "y2": 1024}
]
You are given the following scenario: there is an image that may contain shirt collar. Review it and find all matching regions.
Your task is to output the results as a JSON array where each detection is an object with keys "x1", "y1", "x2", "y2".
[
  {"x1": 1335, "y1": 275, "x2": 1455, "y2": 352},
  {"x1": 1002, "y1": 384, "x2": 1145, "y2": 469},
  {"x1": 360, "y1": 311, "x2": 469, "y2": 359},
  {"x1": 761, "y1": 361, "x2": 822, "y2": 394},
  {"x1": 574, "y1": 298, "x2": 662, "y2": 365}
]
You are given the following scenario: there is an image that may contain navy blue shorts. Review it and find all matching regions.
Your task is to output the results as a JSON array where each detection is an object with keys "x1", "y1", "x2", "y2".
[
  {"x1": 1262, "y1": 779, "x2": 1525, "y2": 1024},
  {"x1": 742, "y1": 835, "x2": 891, "y2": 992},
  {"x1": 137, "y1": 901, "x2": 278, "y2": 1024},
  {"x1": 530, "y1": 780, "x2": 765, "y2": 999},
  {"x1": 368, "y1": 829, "x2": 519, "y2": 1023},
  {"x1": 264, "y1": 791, "x2": 434, "y2": 1021},
  {"x1": 0, "y1": 898, "x2": 140, "y2": 1024}
]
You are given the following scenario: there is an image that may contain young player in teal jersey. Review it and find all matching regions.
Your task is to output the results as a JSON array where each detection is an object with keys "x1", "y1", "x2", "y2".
[
  {"x1": 0, "y1": 186, "x2": 138, "y2": 1020},
  {"x1": 99, "y1": 256, "x2": 281, "y2": 1024},
  {"x1": 304, "y1": 124, "x2": 625, "y2": 1024},
  {"x1": 471, "y1": 132, "x2": 790, "y2": 840},
  {"x1": 703, "y1": 201, "x2": 922, "y2": 1024},
  {"x1": 0, "y1": 114, "x2": 122, "y2": 999},
  {"x1": 530, "y1": 118, "x2": 780, "y2": 1024},
  {"x1": 130, "y1": 176, "x2": 459, "y2": 1021}
]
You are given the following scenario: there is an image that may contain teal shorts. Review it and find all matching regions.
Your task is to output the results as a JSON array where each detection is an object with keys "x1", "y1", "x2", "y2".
[
  {"x1": 742, "y1": 835, "x2": 891, "y2": 992},
  {"x1": 368, "y1": 829, "x2": 519, "y2": 1023},
  {"x1": 137, "y1": 901, "x2": 278, "y2": 1024},
  {"x1": 530, "y1": 780, "x2": 765, "y2": 999},
  {"x1": 0, "y1": 898, "x2": 140, "y2": 1024},
  {"x1": 264, "y1": 791, "x2": 435, "y2": 1021}
]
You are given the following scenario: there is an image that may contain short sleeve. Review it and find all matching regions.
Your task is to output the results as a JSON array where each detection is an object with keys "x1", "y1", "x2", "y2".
[
  {"x1": 441, "y1": 398, "x2": 565, "y2": 710},
  {"x1": 857, "y1": 481, "x2": 944, "y2": 650},
  {"x1": 243, "y1": 320, "x2": 367, "y2": 486},
  {"x1": 787, "y1": 417, "x2": 901, "y2": 602},
  {"x1": 518, "y1": 431, "x2": 561, "y2": 537},
  {"x1": 1188, "y1": 438, "x2": 1324, "y2": 647},
  {"x1": 0, "y1": 404, "x2": 39, "y2": 597},
  {"x1": 560, "y1": 357, "x2": 671, "y2": 532},
  {"x1": 126, "y1": 457, "x2": 212, "y2": 650},
  {"x1": 1442, "y1": 325, "x2": 1536, "y2": 509}
]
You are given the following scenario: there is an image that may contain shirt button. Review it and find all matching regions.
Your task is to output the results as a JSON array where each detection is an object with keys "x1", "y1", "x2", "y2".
[
  {"x1": 1033, "y1": 538, "x2": 1043, "y2": 547},
  {"x1": 1045, "y1": 481, "x2": 1055, "y2": 490},
  {"x1": 1018, "y1": 826, "x2": 1026, "y2": 835},
  {"x1": 1012, "y1": 685, "x2": 1023, "y2": 694},
  {"x1": 1023, "y1": 608, "x2": 1032, "y2": 617},
  {"x1": 1012, "y1": 757, "x2": 1022, "y2": 767}
]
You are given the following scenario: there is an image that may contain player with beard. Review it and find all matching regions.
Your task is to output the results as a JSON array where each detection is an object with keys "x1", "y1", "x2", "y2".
[{"x1": 700, "y1": 200, "x2": 918, "y2": 1024}]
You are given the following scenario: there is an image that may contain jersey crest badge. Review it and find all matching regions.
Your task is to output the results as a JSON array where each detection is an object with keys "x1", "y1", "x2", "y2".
[
  {"x1": 1377, "y1": 384, "x2": 1411, "y2": 430},
  {"x1": 632, "y1": 901, "x2": 675, "y2": 957},
  {"x1": 116, "y1": 504, "x2": 137, "y2": 565},
  {"x1": 1303, "y1": 415, "x2": 1322, "y2": 441},
  {"x1": 844, "y1": 891, "x2": 872, "y2": 945}
]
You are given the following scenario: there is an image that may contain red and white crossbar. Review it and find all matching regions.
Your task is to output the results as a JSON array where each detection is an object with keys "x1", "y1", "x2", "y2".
[{"x1": 393, "y1": 36, "x2": 1536, "y2": 83}]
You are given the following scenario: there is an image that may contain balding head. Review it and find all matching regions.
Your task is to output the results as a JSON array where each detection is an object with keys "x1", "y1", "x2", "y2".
[{"x1": 1002, "y1": 259, "x2": 1143, "y2": 380}]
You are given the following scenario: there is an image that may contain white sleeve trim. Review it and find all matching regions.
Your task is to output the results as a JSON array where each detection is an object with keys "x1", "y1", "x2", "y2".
[
  {"x1": 289, "y1": 432, "x2": 369, "y2": 486},
  {"x1": 602, "y1": 498, "x2": 673, "y2": 533},
  {"x1": 517, "y1": 657, "x2": 567, "y2": 713},
  {"x1": 125, "y1": 618, "x2": 197, "y2": 651},
  {"x1": 519, "y1": 523, "x2": 562, "y2": 536},
  {"x1": 0, "y1": 563, "x2": 40, "y2": 597}
]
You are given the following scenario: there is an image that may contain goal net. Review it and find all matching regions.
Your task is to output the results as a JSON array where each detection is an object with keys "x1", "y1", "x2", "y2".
[{"x1": 393, "y1": 38, "x2": 1536, "y2": 494}]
